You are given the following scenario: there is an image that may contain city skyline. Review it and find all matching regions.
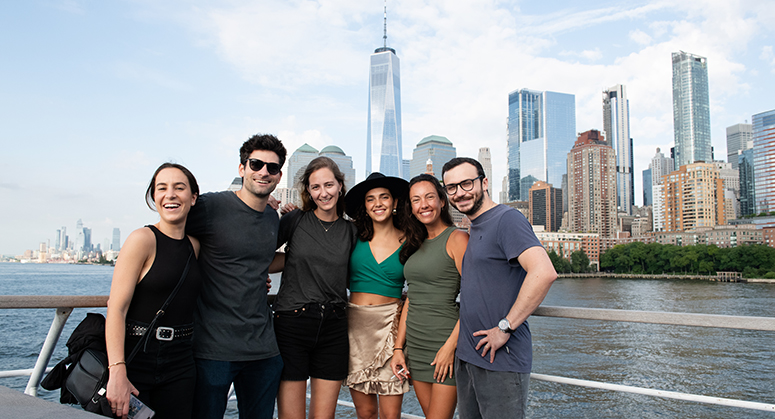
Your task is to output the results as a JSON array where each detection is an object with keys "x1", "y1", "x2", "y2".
[{"x1": 2, "y1": 1, "x2": 775, "y2": 254}]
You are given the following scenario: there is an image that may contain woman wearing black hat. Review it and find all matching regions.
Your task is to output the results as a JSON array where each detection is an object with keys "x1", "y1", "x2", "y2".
[{"x1": 343, "y1": 172, "x2": 413, "y2": 419}]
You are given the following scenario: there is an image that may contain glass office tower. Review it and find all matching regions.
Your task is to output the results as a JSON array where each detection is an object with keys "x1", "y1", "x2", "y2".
[
  {"x1": 367, "y1": 46, "x2": 402, "y2": 178},
  {"x1": 507, "y1": 89, "x2": 576, "y2": 201},
  {"x1": 753, "y1": 109, "x2": 775, "y2": 213},
  {"x1": 603, "y1": 84, "x2": 634, "y2": 214},
  {"x1": 672, "y1": 51, "x2": 712, "y2": 169}
]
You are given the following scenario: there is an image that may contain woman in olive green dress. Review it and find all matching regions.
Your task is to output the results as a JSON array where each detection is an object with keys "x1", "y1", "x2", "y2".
[{"x1": 392, "y1": 174, "x2": 468, "y2": 419}]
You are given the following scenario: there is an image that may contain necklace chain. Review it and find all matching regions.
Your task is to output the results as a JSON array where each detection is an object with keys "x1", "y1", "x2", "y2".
[{"x1": 317, "y1": 216, "x2": 335, "y2": 232}]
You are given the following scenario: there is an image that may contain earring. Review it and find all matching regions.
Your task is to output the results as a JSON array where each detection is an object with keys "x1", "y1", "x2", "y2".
[
  {"x1": 392, "y1": 208, "x2": 397, "y2": 215},
  {"x1": 339, "y1": 190, "x2": 343, "y2": 197}
]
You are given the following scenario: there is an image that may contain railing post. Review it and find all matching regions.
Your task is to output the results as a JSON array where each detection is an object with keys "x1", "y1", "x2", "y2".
[{"x1": 25, "y1": 307, "x2": 73, "y2": 396}]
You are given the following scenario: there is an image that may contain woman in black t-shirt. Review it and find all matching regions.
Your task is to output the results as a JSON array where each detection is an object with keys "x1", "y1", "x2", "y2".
[{"x1": 272, "y1": 156, "x2": 356, "y2": 419}]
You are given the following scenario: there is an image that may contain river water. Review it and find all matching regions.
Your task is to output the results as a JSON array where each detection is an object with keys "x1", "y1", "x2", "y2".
[{"x1": 1, "y1": 263, "x2": 774, "y2": 418}]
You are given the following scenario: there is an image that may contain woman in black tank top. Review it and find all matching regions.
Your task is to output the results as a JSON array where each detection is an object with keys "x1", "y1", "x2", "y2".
[{"x1": 105, "y1": 163, "x2": 201, "y2": 419}]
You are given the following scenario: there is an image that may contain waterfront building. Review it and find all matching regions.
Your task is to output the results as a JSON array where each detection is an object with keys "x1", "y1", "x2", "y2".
[
  {"x1": 507, "y1": 88, "x2": 576, "y2": 201},
  {"x1": 408, "y1": 135, "x2": 456, "y2": 180},
  {"x1": 653, "y1": 224, "x2": 762, "y2": 247},
  {"x1": 653, "y1": 183, "x2": 665, "y2": 232},
  {"x1": 631, "y1": 206, "x2": 653, "y2": 236},
  {"x1": 534, "y1": 231, "x2": 601, "y2": 270},
  {"x1": 603, "y1": 84, "x2": 634, "y2": 214},
  {"x1": 651, "y1": 148, "x2": 674, "y2": 186},
  {"x1": 561, "y1": 173, "x2": 568, "y2": 214},
  {"x1": 739, "y1": 148, "x2": 756, "y2": 216},
  {"x1": 319, "y1": 145, "x2": 356, "y2": 191},
  {"x1": 111, "y1": 228, "x2": 120, "y2": 251},
  {"x1": 663, "y1": 162, "x2": 725, "y2": 232},
  {"x1": 643, "y1": 168, "x2": 653, "y2": 206},
  {"x1": 726, "y1": 123, "x2": 753, "y2": 170},
  {"x1": 714, "y1": 161, "x2": 740, "y2": 219},
  {"x1": 287, "y1": 143, "x2": 319, "y2": 189},
  {"x1": 753, "y1": 109, "x2": 775, "y2": 214},
  {"x1": 672, "y1": 51, "x2": 712, "y2": 170},
  {"x1": 55, "y1": 229, "x2": 61, "y2": 252},
  {"x1": 764, "y1": 227, "x2": 775, "y2": 248},
  {"x1": 402, "y1": 160, "x2": 410, "y2": 181},
  {"x1": 366, "y1": 7, "x2": 402, "y2": 178},
  {"x1": 567, "y1": 130, "x2": 618, "y2": 237},
  {"x1": 528, "y1": 181, "x2": 563, "y2": 232},
  {"x1": 478, "y1": 147, "x2": 493, "y2": 184}
]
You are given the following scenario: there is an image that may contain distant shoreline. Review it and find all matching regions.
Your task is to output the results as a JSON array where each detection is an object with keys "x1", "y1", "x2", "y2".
[{"x1": 558, "y1": 272, "x2": 775, "y2": 283}]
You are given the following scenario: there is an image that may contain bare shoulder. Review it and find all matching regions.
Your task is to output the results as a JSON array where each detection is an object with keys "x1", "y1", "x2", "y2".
[
  {"x1": 448, "y1": 229, "x2": 469, "y2": 246},
  {"x1": 123, "y1": 227, "x2": 155, "y2": 252}
]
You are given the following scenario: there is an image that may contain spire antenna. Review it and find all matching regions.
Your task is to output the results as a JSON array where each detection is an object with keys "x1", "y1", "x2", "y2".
[{"x1": 383, "y1": 0, "x2": 387, "y2": 48}]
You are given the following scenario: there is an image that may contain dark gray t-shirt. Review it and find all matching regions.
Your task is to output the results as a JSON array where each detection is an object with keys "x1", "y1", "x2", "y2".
[
  {"x1": 273, "y1": 210, "x2": 356, "y2": 312},
  {"x1": 457, "y1": 204, "x2": 542, "y2": 373},
  {"x1": 186, "y1": 191, "x2": 280, "y2": 361}
]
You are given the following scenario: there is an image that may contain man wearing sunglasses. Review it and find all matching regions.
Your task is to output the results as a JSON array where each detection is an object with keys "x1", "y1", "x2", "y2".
[
  {"x1": 186, "y1": 134, "x2": 287, "y2": 419},
  {"x1": 441, "y1": 157, "x2": 557, "y2": 419}
]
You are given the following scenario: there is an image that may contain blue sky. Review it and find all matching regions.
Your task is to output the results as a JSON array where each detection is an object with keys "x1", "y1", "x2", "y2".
[{"x1": 1, "y1": 0, "x2": 773, "y2": 255}]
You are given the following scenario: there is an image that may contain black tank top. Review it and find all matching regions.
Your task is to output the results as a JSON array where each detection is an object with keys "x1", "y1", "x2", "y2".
[{"x1": 125, "y1": 225, "x2": 201, "y2": 326}]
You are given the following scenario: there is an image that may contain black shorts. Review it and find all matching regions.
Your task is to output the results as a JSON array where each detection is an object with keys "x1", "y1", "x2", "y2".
[{"x1": 274, "y1": 303, "x2": 349, "y2": 381}]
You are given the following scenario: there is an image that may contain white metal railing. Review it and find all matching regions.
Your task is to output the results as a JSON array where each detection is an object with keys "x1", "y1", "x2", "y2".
[{"x1": 1, "y1": 296, "x2": 774, "y2": 413}]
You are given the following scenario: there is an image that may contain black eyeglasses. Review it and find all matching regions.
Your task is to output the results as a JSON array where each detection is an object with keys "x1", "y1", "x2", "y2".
[
  {"x1": 444, "y1": 175, "x2": 483, "y2": 195},
  {"x1": 246, "y1": 158, "x2": 281, "y2": 175}
]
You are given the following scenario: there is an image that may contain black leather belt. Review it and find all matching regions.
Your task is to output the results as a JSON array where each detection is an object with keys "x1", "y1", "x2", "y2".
[{"x1": 127, "y1": 324, "x2": 193, "y2": 341}]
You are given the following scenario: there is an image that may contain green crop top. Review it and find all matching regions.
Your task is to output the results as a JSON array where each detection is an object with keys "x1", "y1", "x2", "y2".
[{"x1": 348, "y1": 239, "x2": 405, "y2": 298}]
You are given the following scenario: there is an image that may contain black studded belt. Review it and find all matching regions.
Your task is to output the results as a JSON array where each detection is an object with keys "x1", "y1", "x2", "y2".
[{"x1": 127, "y1": 324, "x2": 193, "y2": 341}]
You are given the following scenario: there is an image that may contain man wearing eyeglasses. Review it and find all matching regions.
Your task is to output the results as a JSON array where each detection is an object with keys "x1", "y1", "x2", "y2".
[
  {"x1": 186, "y1": 134, "x2": 287, "y2": 419},
  {"x1": 441, "y1": 157, "x2": 557, "y2": 419}
]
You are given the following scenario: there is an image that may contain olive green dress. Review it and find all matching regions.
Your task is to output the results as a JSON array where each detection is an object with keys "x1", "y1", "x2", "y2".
[{"x1": 403, "y1": 226, "x2": 461, "y2": 385}]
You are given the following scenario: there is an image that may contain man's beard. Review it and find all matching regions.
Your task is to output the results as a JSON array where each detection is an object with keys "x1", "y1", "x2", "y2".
[{"x1": 452, "y1": 191, "x2": 484, "y2": 216}]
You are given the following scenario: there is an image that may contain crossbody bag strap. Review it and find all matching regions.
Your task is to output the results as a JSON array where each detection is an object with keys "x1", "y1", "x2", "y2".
[{"x1": 126, "y1": 250, "x2": 194, "y2": 363}]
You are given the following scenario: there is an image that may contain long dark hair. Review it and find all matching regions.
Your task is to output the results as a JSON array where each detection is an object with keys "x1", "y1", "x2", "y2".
[
  {"x1": 299, "y1": 157, "x2": 347, "y2": 216},
  {"x1": 400, "y1": 174, "x2": 453, "y2": 263},
  {"x1": 352, "y1": 190, "x2": 408, "y2": 244}
]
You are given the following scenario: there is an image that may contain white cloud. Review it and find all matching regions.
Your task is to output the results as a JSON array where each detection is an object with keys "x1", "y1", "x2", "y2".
[
  {"x1": 761, "y1": 46, "x2": 775, "y2": 73},
  {"x1": 629, "y1": 29, "x2": 652, "y2": 45}
]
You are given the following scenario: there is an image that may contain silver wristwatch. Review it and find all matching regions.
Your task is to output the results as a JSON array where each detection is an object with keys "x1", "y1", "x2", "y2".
[{"x1": 498, "y1": 318, "x2": 513, "y2": 334}]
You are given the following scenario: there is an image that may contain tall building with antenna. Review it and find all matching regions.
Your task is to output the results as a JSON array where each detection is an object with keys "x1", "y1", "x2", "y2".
[{"x1": 366, "y1": 2, "x2": 403, "y2": 178}]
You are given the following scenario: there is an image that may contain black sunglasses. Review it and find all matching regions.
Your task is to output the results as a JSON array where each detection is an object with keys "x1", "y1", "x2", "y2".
[{"x1": 246, "y1": 158, "x2": 281, "y2": 175}]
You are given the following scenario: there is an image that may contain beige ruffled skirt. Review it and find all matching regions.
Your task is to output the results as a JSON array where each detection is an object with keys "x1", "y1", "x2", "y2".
[{"x1": 344, "y1": 301, "x2": 410, "y2": 395}]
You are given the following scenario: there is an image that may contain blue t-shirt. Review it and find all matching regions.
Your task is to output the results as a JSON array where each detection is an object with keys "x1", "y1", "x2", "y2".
[{"x1": 457, "y1": 204, "x2": 542, "y2": 373}]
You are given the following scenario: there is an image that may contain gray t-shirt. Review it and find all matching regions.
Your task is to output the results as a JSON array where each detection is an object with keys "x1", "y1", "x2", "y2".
[
  {"x1": 273, "y1": 209, "x2": 356, "y2": 312},
  {"x1": 457, "y1": 204, "x2": 542, "y2": 373},
  {"x1": 186, "y1": 191, "x2": 280, "y2": 361}
]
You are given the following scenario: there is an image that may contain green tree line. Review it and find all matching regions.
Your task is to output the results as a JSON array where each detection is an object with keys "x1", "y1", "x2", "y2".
[
  {"x1": 548, "y1": 249, "x2": 593, "y2": 274},
  {"x1": 599, "y1": 242, "x2": 775, "y2": 278}
]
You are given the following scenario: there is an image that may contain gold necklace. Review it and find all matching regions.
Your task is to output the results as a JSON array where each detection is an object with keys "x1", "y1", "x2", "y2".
[{"x1": 317, "y1": 216, "x2": 336, "y2": 232}]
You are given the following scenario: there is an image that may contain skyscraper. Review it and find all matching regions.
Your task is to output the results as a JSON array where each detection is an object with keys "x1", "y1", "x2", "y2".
[
  {"x1": 663, "y1": 162, "x2": 725, "y2": 231},
  {"x1": 409, "y1": 135, "x2": 456, "y2": 180},
  {"x1": 739, "y1": 148, "x2": 756, "y2": 216},
  {"x1": 112, "y1": 228, "x2": 121, "y2": 251},
  {"x1": 567, "y1": 130, "x2": 618, "y2": 237},
  {"x1": 603, "y1": 84, "x2": 633, "y2": 214},
  {"x1": 528, "y1": 181, "x2": 563, "y2": 232},
  {"x1": 672, "y1": 51, "x2": 712, "y2": 169},
  {"x1": 642, "y1": 168, "x2": 652, "y2": 206},
  {"x1": 366, "y1": 6, "x2": 402, "y2": 178},
  {"x1": 726, "y1": 123, "x2": 753, "y2": 170},
  {"x1": 478, "y1": 147, "x2": 492, "y2": 184},
  {"x1": 507, "y1": 88, "x2": 576, "y2": 201},
  {"x1": 753, "y1": 109, "x2": 775, "y2": 213}
]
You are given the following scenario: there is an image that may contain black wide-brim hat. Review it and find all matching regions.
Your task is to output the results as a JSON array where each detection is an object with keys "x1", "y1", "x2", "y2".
[{"x1": 344, "y1": 172, "x2": 409, "y2": 219}]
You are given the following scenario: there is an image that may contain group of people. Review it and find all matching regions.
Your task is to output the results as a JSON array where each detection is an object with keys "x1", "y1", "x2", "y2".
[{"x1": 103, "y1": 133, "x2": 557, "y2": 419}]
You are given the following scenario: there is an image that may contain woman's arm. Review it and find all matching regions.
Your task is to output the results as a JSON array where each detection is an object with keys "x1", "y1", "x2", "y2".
[
  {"x1": 390, "y1": 297, "x2": 410, "y2": 381},
  {"x1": 105, "y1": 228, "x2": 154, "y2": 418},
  {"x1": 447, "y1": 229, "x2": 469, "y2": 275}
]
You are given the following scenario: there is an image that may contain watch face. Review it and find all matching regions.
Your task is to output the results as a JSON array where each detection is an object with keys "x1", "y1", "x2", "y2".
[{"x1": 499, "y1": 319, "x2": 509, "y2": 331}]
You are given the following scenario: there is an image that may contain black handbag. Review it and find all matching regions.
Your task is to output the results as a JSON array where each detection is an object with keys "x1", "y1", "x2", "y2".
[{"x1": 63, "y1": 251, "x2": 193, "y2": 416}]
